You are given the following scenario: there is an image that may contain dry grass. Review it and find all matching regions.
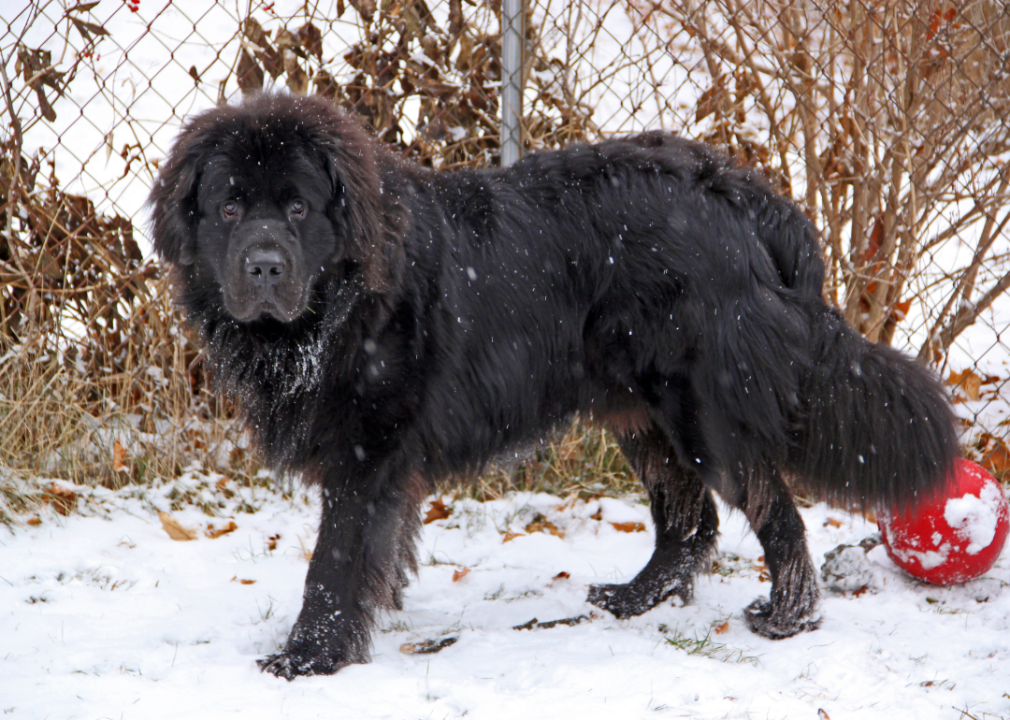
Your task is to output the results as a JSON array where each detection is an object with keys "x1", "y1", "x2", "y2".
[{"x1": 451, "y1": 421, "x2": 637, "y2": 502}]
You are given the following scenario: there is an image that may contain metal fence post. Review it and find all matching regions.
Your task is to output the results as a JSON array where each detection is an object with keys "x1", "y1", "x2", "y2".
[{"x1": 500, "y1": 0, "x2": 524, "y2": 167}]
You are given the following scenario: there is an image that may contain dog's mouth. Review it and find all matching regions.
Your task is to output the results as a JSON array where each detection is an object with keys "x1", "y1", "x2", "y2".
[{"x1": 223, "y1": 286, "x2": 309, "y2": 323}]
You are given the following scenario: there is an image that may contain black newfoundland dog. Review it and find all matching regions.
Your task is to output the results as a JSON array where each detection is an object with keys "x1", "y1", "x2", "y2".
[{"x1": 150, "y1": 92, "x2": 957, "y2": 679}]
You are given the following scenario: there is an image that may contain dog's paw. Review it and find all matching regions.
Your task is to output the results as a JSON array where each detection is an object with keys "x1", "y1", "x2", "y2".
[
  {"x1": 587, "y1": 583, "x2": 635, "y2": 618},
  {"x1": 257, "y1": 644, "x2": 367, "y2": 679},
  {"x1": 587, "y1": 577, "x2": 689, "y2": 619},
  {"x1": 743, "y1": 598, "x2": 821, "y2": 639}
]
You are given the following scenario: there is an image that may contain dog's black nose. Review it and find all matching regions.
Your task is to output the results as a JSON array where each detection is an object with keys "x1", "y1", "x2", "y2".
[{"x1": 245, "y1": 247, "x2": 287, "y2": 286}]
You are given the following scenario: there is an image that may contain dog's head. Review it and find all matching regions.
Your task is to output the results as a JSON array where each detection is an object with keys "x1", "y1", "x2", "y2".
[{"x1": 149, "y1": 93, "x2": 398, "y2": 323}]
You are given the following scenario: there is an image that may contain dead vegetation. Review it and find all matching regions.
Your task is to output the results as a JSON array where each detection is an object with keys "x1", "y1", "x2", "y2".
[{"x1": 632, "y1": 0, "x2": 1010, "y2": 354}]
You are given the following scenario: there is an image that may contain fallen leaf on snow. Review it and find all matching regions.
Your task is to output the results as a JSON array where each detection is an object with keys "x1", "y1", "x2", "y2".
[
  {"x1": 206, "y1": 520, "x2": 238, "y2": 539},
  {"x1": 44, "y1": 482, "x2": 76, "y2": 516},
  {"x1": 714, "y1": 620, "x2": 730, "y2": 634},
  {"x1": 502, "y1": 530, "x2": 524, "y2": 543},
  {"x1": 610, "y1": 521, "x2": 646, "y2": 533},
  {"x1": 424, "y1": 498, "x2": 452, "y2": 524},
  {"x1": 525, "y1": 515, "x2": 564, "y2": 537},
  {"x1": 230, "y1": 576, "x2": 256, "y2": 585},
  {"x1": 452, "y1": 567, "x2": 470, "y2": 582},
  {"x1": 158, "y1": 511, "x2": 198, "y2": 541}
]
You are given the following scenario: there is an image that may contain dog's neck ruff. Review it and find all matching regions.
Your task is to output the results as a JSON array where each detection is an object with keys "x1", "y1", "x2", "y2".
[{"x1": 204, "y1": 281, "x2": 361, "y2": 402}]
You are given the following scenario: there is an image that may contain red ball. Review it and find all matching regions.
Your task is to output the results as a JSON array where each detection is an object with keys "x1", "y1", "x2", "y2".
[{"x1": 878, "y1": 459, "x2": 1010, "y2": 585}]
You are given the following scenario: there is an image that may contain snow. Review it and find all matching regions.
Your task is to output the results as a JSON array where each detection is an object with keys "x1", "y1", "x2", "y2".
[
  {"x1": 946, "y1": 484, "x2": 1004, "y2": 556},
  {"x1": 887, "y1": 534, "x2": 951, "y2": 572},
  {"x1": 2, "y1": 475, "x2": 1009, "y2": 719}
]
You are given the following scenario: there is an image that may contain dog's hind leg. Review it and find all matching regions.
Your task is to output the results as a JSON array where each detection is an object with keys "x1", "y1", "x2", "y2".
[
  {"x1": 731, "y1": 467, "x2": 821, "y2": 639},
  {"x1": 587, "y1": 427, "x2": 719, "y2": 618}
]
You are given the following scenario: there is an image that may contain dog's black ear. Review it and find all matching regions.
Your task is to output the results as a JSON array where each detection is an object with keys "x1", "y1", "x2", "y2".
[
  {"x1": 148, "y1": 121, "x2": 211, "y2": 266},
  {"x1": 308, "y1": 99, "x2": 404, "y2": 294}
]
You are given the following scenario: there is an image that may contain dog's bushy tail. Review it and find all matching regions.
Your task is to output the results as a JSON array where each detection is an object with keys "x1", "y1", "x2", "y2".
[{"x1": 788, "y1": 309, "x2": 959, "y2": 512}]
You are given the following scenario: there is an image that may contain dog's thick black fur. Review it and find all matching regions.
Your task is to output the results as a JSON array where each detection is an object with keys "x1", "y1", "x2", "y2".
[{"x1": 149, "y1": 93, "x2": 959, "y2": 679}]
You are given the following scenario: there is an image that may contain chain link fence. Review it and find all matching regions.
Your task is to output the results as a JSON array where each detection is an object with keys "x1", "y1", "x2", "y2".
[{"x1": 2, "y1": 0, "x2": 1009, "y2": 492}]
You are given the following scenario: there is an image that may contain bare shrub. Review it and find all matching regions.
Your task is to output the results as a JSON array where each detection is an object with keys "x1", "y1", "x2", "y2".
[{"x1": 631, "y1": 0, "x2": 1010, "y2": 357}]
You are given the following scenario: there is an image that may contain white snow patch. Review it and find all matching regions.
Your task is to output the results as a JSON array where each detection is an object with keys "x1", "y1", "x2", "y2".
[
  {"x1": 3, "y1": 483, "x2": 1010, "y2": 719},
  {"x1": 944, "y1": 484, "x2": 1003, "y2": 555},
  {"x1": 888, "y1": 540, "x2": 951, "y2": 570}
]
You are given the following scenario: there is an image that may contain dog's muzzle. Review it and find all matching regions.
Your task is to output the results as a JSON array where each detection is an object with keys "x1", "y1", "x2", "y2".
[{"x1": 223, "y1": 221, "x2": 308, "y2": 322}]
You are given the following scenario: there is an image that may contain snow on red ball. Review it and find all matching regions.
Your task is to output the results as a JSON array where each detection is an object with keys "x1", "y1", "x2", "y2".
[{"x1": 878, "y1": 459, "x2": 1009, "y2": 584}]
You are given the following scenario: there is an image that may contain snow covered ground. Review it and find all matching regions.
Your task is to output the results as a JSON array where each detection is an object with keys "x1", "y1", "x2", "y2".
[{"x1": 2, "y1": 473, "x2": 1008, "y2": 719}]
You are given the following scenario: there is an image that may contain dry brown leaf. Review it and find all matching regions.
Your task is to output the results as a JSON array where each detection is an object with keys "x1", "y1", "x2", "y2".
[
  {"x1": 502, "y1": 531, "x2": 524, "y2": 543},
  {"x1": 611, "y1": 521, "x2": 646, "y2": 533},
  {"x1": 44, "y1": 482, "x2": 76, "y2": 516},
  {"x1": 230, "y1": 576, "x2": 256, "y2": 585},
  {"x1": 27, "y1": 517, "x2": 41, "y2": 526},
  {"x1": 891, "y1": 299, "x2": 911, "y2": 322},
  {"x1": 948, "y1": 368, "x2": 983, "y2": 401},
  {"x1": 424, "y1": 498, "x2": 452, "y2": 524},
  {"x1": 714, "y1": 620, "x2": 730, "y2": 635},
  {"x1": 823, "y1": 517, "x2": 843, "y2": 528},
  {"x1": 206, "y1": 520, "x2": 238, "y2": 539},
  {"x1": 981, "y1": 436, "x2": 1010, "y2": 474},
  {"x1": 818, "y1": 710, "x2": 831, "y2": 720},
  {"x1": 113, "y1": 439, "x2": 129, "y2": 473},
  {"x1": 158, "y1": 511, "x2": 198, "y2": 541},
  {"x1": 452, "y1": 567, "x2": 470, "y2": 582},
  {"x1": 525, "y1": 517, "x2": 565, "y2": 538},
  {"x1": 266, "y1": 533, "x2": 281, "y2": 551}
]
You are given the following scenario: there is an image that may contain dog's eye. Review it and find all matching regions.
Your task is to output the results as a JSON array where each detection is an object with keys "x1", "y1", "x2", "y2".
[
  {"x1": 222, "y1": 201, "x2": 239, "y2": 219},
  {"x1": 290, "y1": 199, "x2": 306, "y2": 218}
]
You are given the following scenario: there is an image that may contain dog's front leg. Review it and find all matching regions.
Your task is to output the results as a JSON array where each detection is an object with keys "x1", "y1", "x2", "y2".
[{"x1": 259, "y1": 462, "x2": 418, "y2": 679}]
